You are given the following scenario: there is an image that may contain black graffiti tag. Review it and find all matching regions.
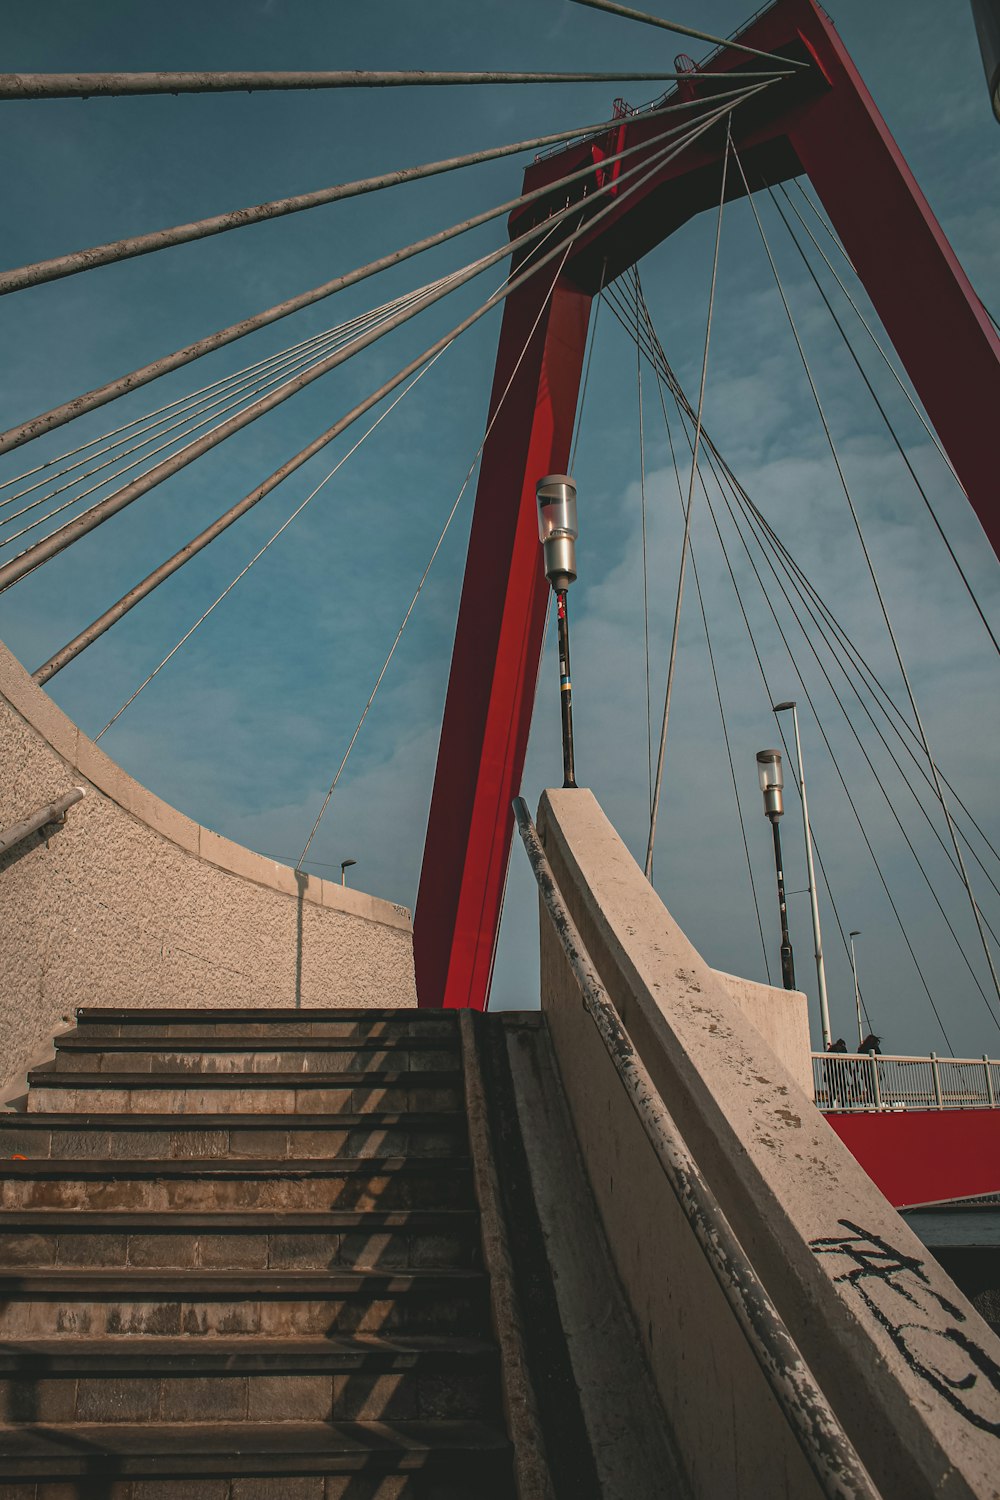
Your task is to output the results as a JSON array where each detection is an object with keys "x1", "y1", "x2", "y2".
[{"x1": 810, "y1": 1219, "x2": 1000, "y2": 1437}]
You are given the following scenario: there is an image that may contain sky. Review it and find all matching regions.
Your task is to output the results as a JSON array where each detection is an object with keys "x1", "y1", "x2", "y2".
[{"x1": 1, "y1": 1, "x2": 998, "y2": 1058}]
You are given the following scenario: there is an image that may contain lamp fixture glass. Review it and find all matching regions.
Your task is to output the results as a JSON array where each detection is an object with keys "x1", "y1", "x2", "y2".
[
  {"x1": 536, "y1": 474, "x2": 578, "y2": 589},
  {"x1": 756, "y1": 748, "x2": 785, "y2": 818}
]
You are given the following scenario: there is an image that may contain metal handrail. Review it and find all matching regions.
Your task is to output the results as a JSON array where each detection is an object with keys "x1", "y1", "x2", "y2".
[
  {"x1": 813, "y1": 1051, "x2": 1000, "y2": 1113},
  {"x1": 513, "y1": 797, "x2": 880, "y2": 1500},
  {"x1": 0, "y1": 788, "x2": 85, "y2": 858}
]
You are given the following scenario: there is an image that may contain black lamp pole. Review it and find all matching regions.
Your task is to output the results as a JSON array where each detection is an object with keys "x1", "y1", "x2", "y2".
[
  {"x1": 757, "y1": 748, "x2": 796, "y2": 990},
  {"x1": 537, "y1": 475, "x2": 580, "y2": 790},
  {"x1": 770, "y1": 817, "x2": 796, "y2": 990},
  {"x1": 555, "y1": 589, "x2": 577, "y2": 789}
]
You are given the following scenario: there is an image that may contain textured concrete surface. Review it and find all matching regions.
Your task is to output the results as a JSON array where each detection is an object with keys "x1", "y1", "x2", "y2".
[
  {"x1": 537, "y1": 788, "x2": 1000, "y2": 1500},
  {"x1": 711, "y1": 967, "x2": 813, "y2": 1096},
  {"x1": 503, "y1": 1015, "x2": 689, "y2": 1499},
  {"x1": 0, "y1": 639, "x2": 416, "y2": 1102}
]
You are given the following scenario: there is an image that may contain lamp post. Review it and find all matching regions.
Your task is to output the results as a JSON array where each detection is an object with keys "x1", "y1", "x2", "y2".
[
  {"x1": 773, "y1": 701, "x2": 832, "y2": 1051},
  {"x1": 849, "y1": 930, "x2": 863, "y2": 1049},
  {"x1": 536, "y1": 475, "x2": 579, "y2": 789},
  {"x1": 756, "y1": 749, "x2": 796, "y2": 992},
  {"x1": 340, "y1": 858, "x2": 357, "y2": 886}
]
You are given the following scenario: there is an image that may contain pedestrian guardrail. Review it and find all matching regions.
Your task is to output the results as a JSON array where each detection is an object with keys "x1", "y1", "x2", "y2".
[{"x1": 813, "y1": 1051, "x2": 999, "y2": 1112}]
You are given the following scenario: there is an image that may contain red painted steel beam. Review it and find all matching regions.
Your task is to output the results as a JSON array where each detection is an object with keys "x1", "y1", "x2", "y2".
[
  {"x1": 414, "y1": 274, "x2": 591, "y2": 1009},
  {"x1": 415, "y1": 0, "x2": 1000, "y2": 1009},
  {"x1": 826, "y1": 1109, "x2": 1000, "y2": 1208},
  {"x1": 767, "y1": 2, "x2": 1000, "y2": 553}
]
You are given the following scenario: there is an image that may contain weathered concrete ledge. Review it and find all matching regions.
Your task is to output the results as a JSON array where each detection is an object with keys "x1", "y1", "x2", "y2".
[
  {"x1": 537, "y1": 788, "x2": 1000, "y2": 1500},
  {"x1": 0, "y1": 640, "x2": 416, "y2": 1099}
]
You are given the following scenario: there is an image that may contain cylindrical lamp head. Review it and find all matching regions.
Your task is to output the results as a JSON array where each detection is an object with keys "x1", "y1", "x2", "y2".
[
  {"x1": 536, "y1": 474, "x2": 578, "y2": 590},
  {"x1": 756, "y1": 749, "x2": 785, "y2": 819}
]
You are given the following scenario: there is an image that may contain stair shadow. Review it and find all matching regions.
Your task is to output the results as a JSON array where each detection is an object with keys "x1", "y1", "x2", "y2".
[{"x1": 0, "y1": 1339, "x2": 124, "y2": 1500}]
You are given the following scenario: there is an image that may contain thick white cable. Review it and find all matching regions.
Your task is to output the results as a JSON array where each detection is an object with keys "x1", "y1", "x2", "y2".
[
  {"x1": 92, "y1": 232, "x2": 567, "y2": 746},
  {"x1": 644, "y1": 118, "x2": 732, "y2": 879},
  {"x1": 94, "y1": 357, "x2": 447, "y2": 743},
  {"x1": 2, "y1": 85, "x2": 766, "y2": 599}
]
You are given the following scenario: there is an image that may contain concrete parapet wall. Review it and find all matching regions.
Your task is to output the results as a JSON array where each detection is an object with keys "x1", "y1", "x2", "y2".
[
  {"x1": 0, "y1": 641, "x2": 416, "y2": 1100},
  {"x1": 537, "y1": 789, "x2": 1000, "y2": 1500},
  {"x1": 711, "y1": 966, "x2": 813, "y2": 1096}
]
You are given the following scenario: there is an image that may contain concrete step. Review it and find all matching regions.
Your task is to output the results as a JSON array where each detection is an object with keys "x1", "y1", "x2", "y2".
[
  {"x1": 74, "y1": 1013, "x2": 459, "y2": 1041},
  {"x1": 51, "y1": 1034, "x2": 460, "y2": 1074},
  {"x1": 0, "y1": 1269, "x2": 490, "y2": 1337},
  {"x1": 0, "y1": 1209, "x2": 481, "y2": 1270},
  {"x1": 0, "y1": 1418, "x2": 513, "y2": 1497},
  {"x1": 76, "y1": 1004, "x2": 456, "y2": 1027},
  {"x1": 0, "y1": 1334, "x2": 499, "y2": 1425},
  {"x1": 0, "y1": 1156, "x2": 474, "y2": 1212},
  {"x1": 0, "y1": 1111, "x2": 468, "y2": 1160},
  {"x1": 25, "y1": 1070, "x2": 464, "y2": 1114}
]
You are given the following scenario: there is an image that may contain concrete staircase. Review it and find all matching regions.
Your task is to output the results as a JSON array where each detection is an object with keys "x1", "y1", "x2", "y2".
[{"x1": 0, "y1": 1006, "x2": 515, "y2": 1499}]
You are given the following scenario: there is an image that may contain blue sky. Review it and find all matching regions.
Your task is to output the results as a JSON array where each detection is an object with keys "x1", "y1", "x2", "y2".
[{"x1": 2, "y1": 1, "x2": 998, "y2": 1056}]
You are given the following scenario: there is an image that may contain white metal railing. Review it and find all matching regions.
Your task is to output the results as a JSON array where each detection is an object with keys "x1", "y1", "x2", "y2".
[{"x1": 813, "y1": 1051, "x2": 1000, "y2": 1112}]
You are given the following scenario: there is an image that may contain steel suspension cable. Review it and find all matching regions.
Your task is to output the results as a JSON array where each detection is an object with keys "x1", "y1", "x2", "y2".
[
  {"x1": 620, "y1": 273, "x2": 885, "y2": 1032},
  {"x1": 633, "y1": 271, "x2": 654, "y2": 814},
  {"x1": 715, "y1": 450, "x2": 1000, "y2": 1022},
  {"x1": 0, "y1": 290, "x2": 434, "y2": 511},
  {"x1": 295, "y1": 237, "x2": 580, "y2": 872},
  {"x1": 568, "y1": 258, "x2": 607, "y2": 472},
  {"x1": 628, "y1": 271, "x2": 773, "y2": 981},
  {"x1": 94, "y1": 347, "x2": 452, "y2": 743},
  {"x1": 0, "y1": 65, "x2": 791, "y2": 102},
  {"x1": 567, "y1": 0, "x2": 807, "y2": 66},
  {"x1": 620, "y1": 275, "x2": 1000, "y2": 930},
  {"x1": 617, "y1": 285, "x2": 1000, "y2": 898},
  {"x1": 34, "y1": 110, "x2": 739, "y2": 680},
  {"x1": 613, "y1": 281, "x2": 948, "y2": 1044},
  {"x1": 0, "y1": 89, "x2": 758, "y2": 298},
  {"x1": 0, "y1": 84, "x2": 767, "y2": 458},
  {"x1": 645, "y1": 117, "x2": 731, "y2": 878},
  {"x1": 1, "y1": 272, "x2": 472, "y2": 548},
  {"x1": 732, "y1": 140, "x2": 1000, "y2": 1015},
  {"x1": 634, "y1": 293, "x2": 981, "y2": 1036},
  {"x1": 785, "y1": 184, "x2": 957, "y2": 476},
  {"x1": 771, "y1": 185, "x2": 1000, "y2": 658},
  {"x1": 726, "y1": 470, "x2": 1000, "y2": 923},
  {"x1": 610, "y1": 270, "x2": 873, "y2": 1029}
]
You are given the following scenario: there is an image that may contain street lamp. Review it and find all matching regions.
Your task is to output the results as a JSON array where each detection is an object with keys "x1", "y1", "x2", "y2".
[
  {"x1": 340, "y1": 858, "x2": 357, "y2": 887},
  {"x1": 536, "y1": 474, "x2": 579, "y2": 789},
  {"x1": 756, "y1": 749, "x2": 796, "y2": 991},
  {"x1": 773, "y1": 701, "x2": 832, "y2": 1050},
  {"x1": 849, "y1": 930, "x2": 863, "y2": 1049}
]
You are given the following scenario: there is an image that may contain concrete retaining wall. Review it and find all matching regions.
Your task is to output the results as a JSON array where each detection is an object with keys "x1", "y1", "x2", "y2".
[
  {"x1": 0, "y1": 640, "x2": 416, "y2": 1101},
  {"x1": 537, "y1": 788, "x2": 1000, "y2": 1500}
]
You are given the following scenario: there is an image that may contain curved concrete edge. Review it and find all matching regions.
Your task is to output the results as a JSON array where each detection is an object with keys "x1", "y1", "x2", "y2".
[
  {"x1": 0, "y1": 640, "x2": 409, "y2": 933},
  {"x1": 536, "y1": 788, "x2": 1000, "y2": 1500}
]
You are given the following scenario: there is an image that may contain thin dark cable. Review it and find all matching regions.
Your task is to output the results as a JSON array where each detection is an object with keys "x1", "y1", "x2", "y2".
[
  {"x1": 619, "y1": 272, "x2": 1000, "y2": 937},
  {"x1": 771, "y1": 185, "x2": 999, "y2": 659},
  {"x1": 569, "y1": 258, "x2": 607, "y2": 471},
  {"x1": 296, "y1": 236, "x2": 580, "y2": 870},
  {"x1": 731, "y1": 139, "x2": 1000, "y2": 1017},
  {"x1": 632, "y1": 268, "x2": 654, "y2": 815},
  {"x1": 613, "y1": 283, "x2": 958, "y2": 1048},
  {"x1": 621, "y1": 274, "x2": 773, "y2": 983},
  {"x1": 646, "y1": 114, "x2": 732, "y2": 877}
]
